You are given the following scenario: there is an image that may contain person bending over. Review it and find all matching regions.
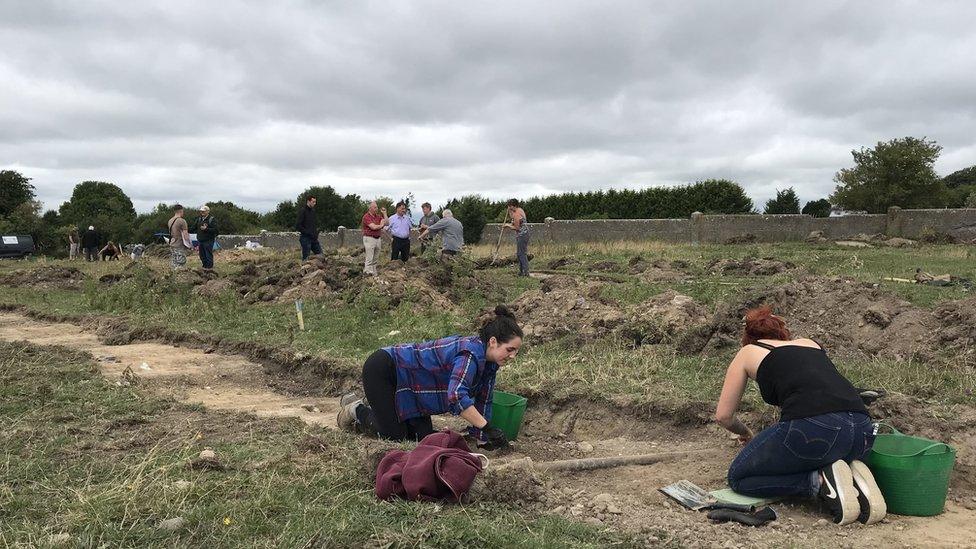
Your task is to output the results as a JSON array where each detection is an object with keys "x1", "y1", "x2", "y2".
[
  {"x1": 99, "y1": 241, "x2": 121, "y2": 261},
  {"x1": 337, "y1": 305, "x2": 522, "y2": 449},
  {"x1": 714, "y1": 307, "x2": 885, "y2": 526}
]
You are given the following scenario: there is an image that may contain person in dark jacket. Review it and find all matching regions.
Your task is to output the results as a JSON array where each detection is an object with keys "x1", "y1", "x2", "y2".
[
  {"x1": 81, "y1": 225, "x2": 99, "y2": 262},
  {"x1": 714, "y1": 307, "x2": 885, "y2": 526},
  {"x1": 295, "y1": 195, "x2": 321, "y2": 260},
  {"x1": 191, "y1": 204, "x2": 218, "y2": 270},
  {"x1": 337, "y1": 305, "x2": 523, "y2": 449}
]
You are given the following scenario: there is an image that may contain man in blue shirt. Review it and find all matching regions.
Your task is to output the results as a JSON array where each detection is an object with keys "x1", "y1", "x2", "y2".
[{"x1": 388, "y1": 201, "x2": 413, "y2": 262}]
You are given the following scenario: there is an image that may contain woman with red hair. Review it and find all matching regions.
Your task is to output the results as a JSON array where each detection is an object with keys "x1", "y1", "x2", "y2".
[{"x1": 714, "y1": 307, "x2": 885, "y2": 526}]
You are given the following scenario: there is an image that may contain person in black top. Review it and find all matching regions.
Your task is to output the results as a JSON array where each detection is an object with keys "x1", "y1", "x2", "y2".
[
  {"x1": 191, "y1": 204, "x2": 218, "y2": 270},
  {"x1": 714, "y1": 307, "x2": 886, "y2": 526},
  {"x1": 295, "y1": 194, "x2": 321, "y2": 260},
  {"x1": 81, "y1": 225, "x2": 100, "y2": 262}
]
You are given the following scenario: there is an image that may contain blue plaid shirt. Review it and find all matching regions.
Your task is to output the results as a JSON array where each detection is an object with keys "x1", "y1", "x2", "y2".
[{"x1": 382, "y1": 335, "x2": 498, "y2": 431}]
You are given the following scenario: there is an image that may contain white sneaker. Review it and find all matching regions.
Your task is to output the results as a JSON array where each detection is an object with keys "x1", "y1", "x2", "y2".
[
  {"x1": 851, "y1": 460, "x2": 887, "y2": 525},
  {"x1": 817, "y1": 460, "x2": 860, "y2": 525}
]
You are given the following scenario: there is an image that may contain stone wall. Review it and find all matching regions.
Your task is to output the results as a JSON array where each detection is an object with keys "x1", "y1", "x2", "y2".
[
  {"x1": 217, "y1": 208, "x2": 976, "y2": 251},
  {"x1": 217, "y1": 228, "x2": 423, "y2": 251},
  {"x1": 479, "y1": 207, "x2": 976, "y2": 246}
]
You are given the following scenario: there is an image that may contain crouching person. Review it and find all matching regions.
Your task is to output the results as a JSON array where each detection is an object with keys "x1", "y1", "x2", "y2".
[
  {"x1": 338, "y1": 305, "x2": 522, "y2": 449},
  {"x1": 715, "y1": 307, "x2": 886, "y2": 526}
]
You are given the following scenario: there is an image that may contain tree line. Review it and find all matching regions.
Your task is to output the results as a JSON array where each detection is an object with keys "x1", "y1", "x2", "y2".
[{"x1": 3, "y1": 135, "x2": 974, "y2": 254}]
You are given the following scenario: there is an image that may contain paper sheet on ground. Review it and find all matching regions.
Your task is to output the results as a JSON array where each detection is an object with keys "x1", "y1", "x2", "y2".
[{"x1": 709, "y1": 488, "x2": 780, "y2": 506}]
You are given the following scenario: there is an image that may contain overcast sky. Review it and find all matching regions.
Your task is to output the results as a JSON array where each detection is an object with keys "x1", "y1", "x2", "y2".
[{"x1": 2, "y1": 1, "x2": 975, "y2": 215}]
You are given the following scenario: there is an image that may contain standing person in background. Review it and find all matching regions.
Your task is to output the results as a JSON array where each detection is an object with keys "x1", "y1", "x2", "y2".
[
  {"x1": 81, "y1": 225, "x2": 99, "y2": 262},
  {"x1": 361, "y1": 201, "x2": 388, "y2": 275},
  {"x1": 418, "y1": 202, "x2": 440, "y2": 255},
  {"x1": 419, "y1": 209, "x2": 464, "y2": 258},
  {"x1": 68, "y1": 229, "x2": 79, "y2": 260},
  {"x1": 192, "y1": 204, "x2": 219, "y2": 270},
  {"x1": 295, "y1": 194, "x2": 321, "y2": 260},
  {"x1": 504, "y1": 199, "x2": 530, "y2": 277},
  {"x1": 388, "y1": 201, "x2": 413, "y2": 262},
  {"x1": 167, "y1": 204, "x2": 191, "y2": 270}
]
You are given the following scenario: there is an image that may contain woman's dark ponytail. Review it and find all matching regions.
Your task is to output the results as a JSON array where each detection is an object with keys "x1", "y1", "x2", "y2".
[{"x1": 480, "y1": 305, "x2": 523, "y2": 345}]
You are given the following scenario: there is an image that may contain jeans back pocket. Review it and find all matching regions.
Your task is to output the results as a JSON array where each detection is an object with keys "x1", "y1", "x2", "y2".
[{"x1": 783, "y1": 417, "x2": 842, "y2": 461}]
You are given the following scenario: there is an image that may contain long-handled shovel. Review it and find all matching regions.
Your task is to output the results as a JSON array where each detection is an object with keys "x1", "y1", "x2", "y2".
[{"x1": 491, "y1": 209, "x2": 510, "y2": 265}]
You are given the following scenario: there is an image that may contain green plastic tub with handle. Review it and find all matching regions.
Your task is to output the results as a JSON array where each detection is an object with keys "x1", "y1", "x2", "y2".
[
  {"x1": 488, "y1": 390, "x2": 528, "y2": 441},
  {"x1": 865, "y1": 423, "x2": 956, "y2": 516}
]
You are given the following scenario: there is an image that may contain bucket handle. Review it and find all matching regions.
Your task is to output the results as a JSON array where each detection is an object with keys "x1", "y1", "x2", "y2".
[
  {"x1": 913, "y1": 443, "x2": 952, "y2": 456},
  {"x1": 874, "y1": 422, "x2": 952, "y2": 456},
  {"x1": 874, "y1": 422, "x2": 902, "y2": 435}
]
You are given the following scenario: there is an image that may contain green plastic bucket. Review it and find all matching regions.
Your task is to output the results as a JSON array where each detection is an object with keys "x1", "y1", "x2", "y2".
[
  {"x1": 865, "y1": 423, "x2": 956, "y2": 516},
  {"x1": 489, "y1": 390, "x2": 528, "y2": 441}
]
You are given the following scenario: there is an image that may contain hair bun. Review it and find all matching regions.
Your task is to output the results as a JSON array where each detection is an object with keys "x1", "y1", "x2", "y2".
[{"x1": 493, "y1": 304, "x2": 514, "y2": 319}]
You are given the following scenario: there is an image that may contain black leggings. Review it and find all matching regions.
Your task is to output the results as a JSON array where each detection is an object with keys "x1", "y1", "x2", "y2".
[{"x1": 357, "y1": 349, "x2": 434, "y2": 441}]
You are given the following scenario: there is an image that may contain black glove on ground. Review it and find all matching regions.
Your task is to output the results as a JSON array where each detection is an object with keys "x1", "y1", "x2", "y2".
[{"x1": 483, "y1": 426, "x2": 510, "y2": 450}]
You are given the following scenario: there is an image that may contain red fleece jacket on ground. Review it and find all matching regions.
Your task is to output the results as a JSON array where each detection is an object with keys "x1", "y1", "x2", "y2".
[{"x1": 375, "y1": 430, "x2": 484, "y2": 502}]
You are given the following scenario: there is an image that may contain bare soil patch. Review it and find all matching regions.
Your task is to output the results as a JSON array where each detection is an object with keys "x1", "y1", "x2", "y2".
[
  {"x1": 0, "y1": 265, "x2": 85, "y2": 290},
  {"x1": 504, "y1": 274, "x2": 627, "y2": 344},
  {"x1": 2, "y1": 311, "x2": 974, "y2": 547},
  {"x1": 0, "y1": 312, "x2": 341, "y2": 427}
]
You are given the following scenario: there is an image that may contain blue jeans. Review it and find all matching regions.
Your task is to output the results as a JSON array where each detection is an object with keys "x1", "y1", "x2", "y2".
[
  {"x1": 198, "y1": 240, "x2": 214, "y2": 269},
  {"x1": 299, "y1": 234, "x2": 322, "y2": 260},
  {"x1": 516, "y1": 232, "x2": 530, "y2": 276},
  {"x1": 727, "y1": 412, "x2": 875, "y2": 497}
]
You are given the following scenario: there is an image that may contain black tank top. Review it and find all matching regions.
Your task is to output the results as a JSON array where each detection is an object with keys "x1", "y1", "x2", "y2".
[{"x1": 753, "y1": 342, "x2": 867, "y2": 421}]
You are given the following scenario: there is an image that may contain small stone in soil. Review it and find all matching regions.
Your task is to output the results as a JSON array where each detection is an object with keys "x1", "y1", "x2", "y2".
[
  {"x1": 158, "y1": 517, "x2": 186, "y2": 531},
  {"x1": 577, "y1": 441, "x2": 594, "y2": 453},
  {"x1": 583, "y1": 517, "x2": 603, "y2": 527}
]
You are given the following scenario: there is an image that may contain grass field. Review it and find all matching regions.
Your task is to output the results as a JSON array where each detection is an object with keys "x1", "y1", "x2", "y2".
[
  {"x1": 0, "y1": 340, "x2": 639, "y2": 548},
  {"x1": 1, "y1": 240, "x2": 974, "y2": 547}
]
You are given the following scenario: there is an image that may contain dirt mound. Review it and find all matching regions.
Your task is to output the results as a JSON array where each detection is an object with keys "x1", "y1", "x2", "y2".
[
  {"x1": 629, "y1": 257, "x2": 692, "y2": 282},
  {"x1": 473, "y1": 254, "x2": 534, "y2": 270},
  {"x1": 934, "y1": 297, "x2": 976, "y2": 359},
  {"x1": 0, "y1": 266, "x2": 86, "y2": 290},
  {"x1": 684, "y1": 276, "x2": 940, "y2": 359},
  {"x1": 360, "y1": 260, "x2": 456, "y2": 312},
  {"x1": 505, "y1": 275, "x2": 626, "y2": 344},
  {"x1": 546, "y1": 257, "x2": 582, "y2": 270},
  {"x1": 707, "y1": 257, "x2": 795, "y2": 276},
  {"x1": 622, "y1": 291, "x2": 710, "y2": 346},
  {"x1": 230, "y1": 255, "x2": 362, "y2": 303}
]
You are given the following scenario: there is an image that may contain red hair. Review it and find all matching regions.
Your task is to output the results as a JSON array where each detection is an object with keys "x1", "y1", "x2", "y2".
[{"x1": 741, "y1": 306, "x2": 791, "y2": 346}]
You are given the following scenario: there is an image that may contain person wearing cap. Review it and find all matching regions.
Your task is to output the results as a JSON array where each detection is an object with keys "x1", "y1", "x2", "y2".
[
  {"x1": 81, "y1": 225, "x2": 100, "y2": 262},
  {"x1": 191, "y1": 204, "x2": 219, "y2": 270}
]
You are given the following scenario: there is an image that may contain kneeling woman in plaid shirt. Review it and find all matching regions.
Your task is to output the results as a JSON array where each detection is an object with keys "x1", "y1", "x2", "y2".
[{"x1": 337, "y1": 305, "x2": 523, "y2": 449}]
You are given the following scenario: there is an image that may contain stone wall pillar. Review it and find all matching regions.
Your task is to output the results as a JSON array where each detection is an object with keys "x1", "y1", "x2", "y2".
[
  {"x1": 690, "y1": 211, "x2": 704, "y2": 245},
  {"x1": 886, "y1": 206, "x2": 902, "y2": 237}
]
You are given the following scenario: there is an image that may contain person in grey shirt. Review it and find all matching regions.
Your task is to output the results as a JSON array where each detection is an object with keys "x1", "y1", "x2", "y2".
[
  {"x1": 418, "y1": 202, "x2": 440, "y2": 255},
  {"x1": 419, "y1": 209, "x2": 464, "y2": 257}
]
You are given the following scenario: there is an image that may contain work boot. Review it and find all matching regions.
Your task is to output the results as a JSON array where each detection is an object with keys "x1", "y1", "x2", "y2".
[
  {"x1": 336, "y1": 393, "x2": 362, "y2": 432},
  {"x1": 850, "y1": 460, "x2": 887, "y2": 525},
  {"x1": 817, "y1": 460, "x2": 860, "y2": 525}
]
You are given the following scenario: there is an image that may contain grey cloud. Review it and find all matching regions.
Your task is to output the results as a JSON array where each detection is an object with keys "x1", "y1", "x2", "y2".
[{"x1": 2, "y1": 0, "x2": 975, "y2": 214}]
